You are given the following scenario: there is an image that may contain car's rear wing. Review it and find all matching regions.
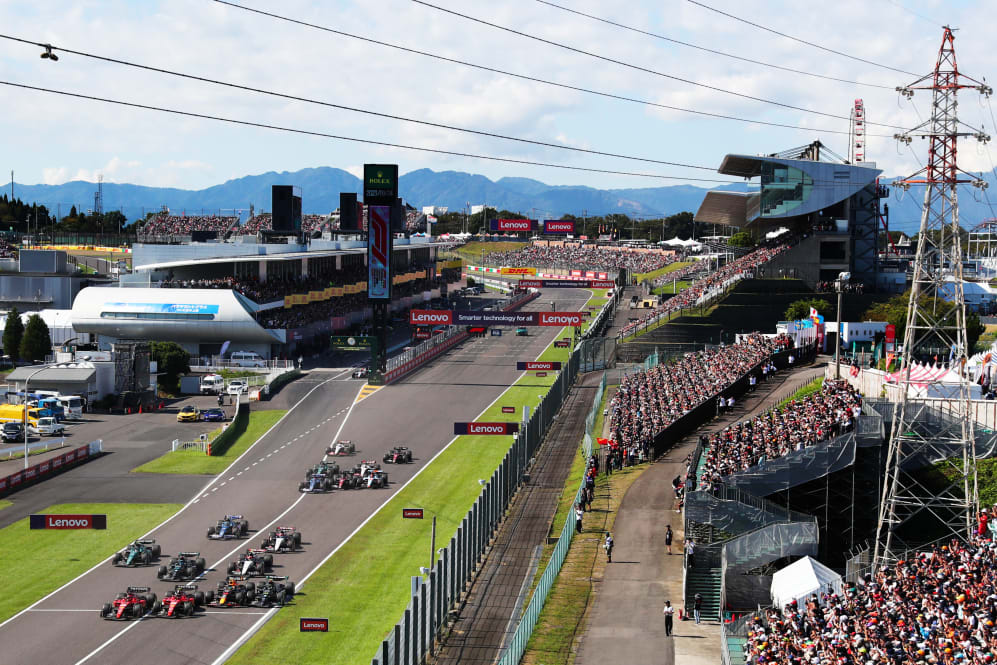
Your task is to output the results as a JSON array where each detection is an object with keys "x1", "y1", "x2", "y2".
[
  {"x1": 137, "y1": 539, "x2": 157, "y2": 545},
  {"x1": 174, "y1": 583, "x2": 199, "y2": 591},
  {"x1": 126, "y1": 586, "x2": 151, "y2": 593},
  {"x1": 224, "y1": 514, "x2": 244, "y2": 520},
  {"x1": 265, "y1": 575, "x2": 289, "y2": 581},
  {"x1": 178, "y1": 551, "x2": 201, "y2": 557}
]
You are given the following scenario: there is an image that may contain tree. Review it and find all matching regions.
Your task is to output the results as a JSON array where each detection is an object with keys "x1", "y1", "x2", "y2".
[
  {"x1": 728, "y1": 231, "x2": 755, "y2": 248},
  {"x1": 785, "y1": 297, "x2": 834, "y2": 321},
  {"x1": 19, "y1": 314, "x2": 51, "y2": 363},
  {"x1": 150, "y1": 341, "x2": 191, "y2": 393},
  {"x1": 2, "y1": 306, "x2": 23, "y2": 361}
]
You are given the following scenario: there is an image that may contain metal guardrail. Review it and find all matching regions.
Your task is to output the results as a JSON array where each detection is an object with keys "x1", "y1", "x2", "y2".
[{"x1": 0, "y1": 437, "x2": 69, "y2": 460}]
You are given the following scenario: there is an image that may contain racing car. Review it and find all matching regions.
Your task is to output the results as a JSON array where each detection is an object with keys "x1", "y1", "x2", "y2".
[
  {"x1": 327, "y1": 440, "x2": 356, "y2": 456},
  {"x1": 207, "y1": 514, "x2": 249, "y2": 539},
  {"x1": 309, "y1": 459, "x2": 340, "y2": 477},
  {"x1": 205, "y1": 576, "x2": 256, "y2": 607},
  {"x1": 362, "y1": 469, "x2": 389, "y2": 489},
  {"x1": 358, "y1": 459, "x2": 381, "y2": 476},
  {"x1": 100, "y1": 587, "x2": 158, "y2": 620},
  {"x1": 152, "y1": 584, "x2": 206, "y2": 618},
  {"x1": 248, "y1": 575, "x2": 296, "y2": 608},
  {"x1": 259, "y1": 526, "x2": 302, "y2": 553},
  {"x1": 351, "y1": 367, "x2": 369, "y2": 380},
  {"x1": 111, "y1": 539, "x2": 162, "y2": 567},
  {"x1": 335, "y1": 471, "x2": 361, "y2": 489},
  {"x1": 299, "y1": 471, "x2": 333, "y2": 493},
  {"x1": 227, "y1": 548, "x2": 273, "y2": 577},
  {"x1": 157, "y1": 552, "x2": 206, "y2": 581},
  {"x1": 382, "y1": 446, "x2": 413, "y2": 464}
]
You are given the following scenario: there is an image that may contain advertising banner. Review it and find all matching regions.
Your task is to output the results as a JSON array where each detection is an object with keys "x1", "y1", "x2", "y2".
[
  {"x1": 885, "y1": 323, "x2": 896, "y2": 352},
  {"x1": 453, "y1": 422, "x2": 520, "y2": 435},
  {"x1": 516, "y1": 361, "x2": 563, "y2": 371},
  {"x1": 402, "y1": 508, "x2": 425, "y2": 519},
  {"x1": 490, "y1": 219, "x2": 536, "y2": 232},
  {"x1": 300, "y1": 618, "x2": 330, "y2": 632},
  {"x1": 103, "y1": 302, "x2": 219, "y2": 315},
  {"x1": 499, "y1": 267, "x2": 538, "y2": 276},
  {"x1": 293, "y1": 294, "x2": 308, "y2": 305},
  {"x1": 309, "y1": 291, "x2": 324, "y2": 303},
  {"x1": 518, "y1": 279, "x2": 615, "y2": 289},
  {"x1": 410, "y1": 309, "x2": 583, "y2": 327},
  {"x1": 553, "y1": 341, "x2": 570, "y2": 348},
  {"x1": 364, "y1": 163, "x2": 398, "y2": 205},
  {"x1": 368, "y1": 205, "x2": 392, "y2": 300},
  {"x1": 542, "y1": 220, "x2": 575, "y2": 234},
  {"x1": 29, "y1": 514, "x2": 107, "y2": 530},
  {"x1": 331, "y1": 287, "x2": 344, "y2": 297},
  {"x1": 501, "y1": 406, "x2": 515, "y2": 413}
]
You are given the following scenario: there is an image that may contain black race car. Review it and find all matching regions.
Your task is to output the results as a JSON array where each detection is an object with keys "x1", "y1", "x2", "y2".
[
  {"x1": 248, "y1": 576, "x2": 296, "y2": 608},
  {"x1": 310, "y1": 459, "x2": 340, "y2": 477},
  {"x1": 207, "y1": 514, "x2": 249, "y2": 540},
  {"x1": 299, "y1": 471, "x2": 333, "y2": 493},
  {"x1": 383, "y1": 446, "x2": 413, "y2": 464},
  {"x1": 157, "y1": 552, "x2": 205, "y2": 581},
  {"x1": 206, "y1": 576, "x2": 256, "y2": 607},
  {"x1": 259, "y1": 526, "x2": 301, "y2": 553},
  {"x1": 100, "y1": 587, "x2": 158, "y2": 620},
  {"x1": 111, "y1": 539, "x2": 162, "y2": 567},
  {"x1": 227, "y1": 548, "x2": 274, "y2": 577}
]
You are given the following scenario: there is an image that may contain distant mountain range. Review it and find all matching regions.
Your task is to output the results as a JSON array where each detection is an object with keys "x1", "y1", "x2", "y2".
[{"x1": 12, "y1": 166, "x2": 997, "y2": 234}]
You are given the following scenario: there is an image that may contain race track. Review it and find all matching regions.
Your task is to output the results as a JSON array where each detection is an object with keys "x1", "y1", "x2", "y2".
[{"x1": 0, "y1": 289, "x2": 593, "y2": 665}]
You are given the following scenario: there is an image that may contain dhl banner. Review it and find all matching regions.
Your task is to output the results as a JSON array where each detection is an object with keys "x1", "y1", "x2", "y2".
[
  {"x1": 293, "y1": 294, "x2": 308, "y2": 305},
  {"x1": 283, "y1": 296, "x2": 293, "y2": 309},
  {"x1": 438, "y1": 259, "x2": 463, "y2": 270},
  {"x1": 331, "y1": 287, "x2": 344, "y2": 297},
  {"x1": 323, "y1": 287, "x2": 333, "y2": 299},
  {"x1": 308, "y1": 291, "x2": 324, "y2": 303},
  {"x1": 500, "y1": 267, "x2": 537, "y2": 276}
]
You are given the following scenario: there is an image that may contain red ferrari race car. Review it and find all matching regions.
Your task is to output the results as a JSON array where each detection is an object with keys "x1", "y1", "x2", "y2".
[
  {"x1": 335, "y1": 470, "x2": 361, "y2": 489},
  {"x1": 152, "y1": 584, "x2": 206, "y2": 618},
  {"x1": 259, "y1": 526, "x2": 301, "y2": 553},
  {"x1": 382, "y1": 446, "x2": 413, "y2": 464},
  {"x1": 99, "y1": 587, "x2": 158, "y2": 620}
]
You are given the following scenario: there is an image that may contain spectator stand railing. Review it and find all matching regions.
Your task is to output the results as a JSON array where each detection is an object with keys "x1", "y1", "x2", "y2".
[
  {"x1": 371, "y1": 344, "x2": 583, "y2": 665},
  {"x1": 189, "y1": 358, "x2": 296, "y2": 373}
]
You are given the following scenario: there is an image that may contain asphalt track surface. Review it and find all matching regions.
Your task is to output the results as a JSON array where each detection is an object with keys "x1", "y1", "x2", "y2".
[{"x1": 0, "y1": 288, "x2": 592, "y2": 665}]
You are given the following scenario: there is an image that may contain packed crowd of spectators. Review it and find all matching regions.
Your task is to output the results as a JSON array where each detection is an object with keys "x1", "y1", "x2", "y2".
[
  {"x1": 696, "y1": 379, "x2": 862, "y2": 489},
  {"x1": 140, "y1": 214, "x2": 238, "y2": 237},
  {"x1": 650, "y1": 261, "x2": 709, "y2": 289},
  {"x1": 619, "y1": 244, "x2": 789, "y2": 337},
  {"x1": 743, "y1": 527, "x2": 997, "y2": 665},
  {"x1": 238, "y1": 214, "x2": 272, "y2": 235},
  {"x1": 486, "y1": 243, "x2": 674, "y2": 273},
  {"x1": 0, "y1": 237, "x2": 17, "y2": 258},
  {"x1": 608, "y1": 334, "x2": 778, "y2": 455}
]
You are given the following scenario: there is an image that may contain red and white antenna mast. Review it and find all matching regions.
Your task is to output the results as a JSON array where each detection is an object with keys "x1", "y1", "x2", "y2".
[{"x1": 849, "y1": 99, "x2": 865, "y2": 163}]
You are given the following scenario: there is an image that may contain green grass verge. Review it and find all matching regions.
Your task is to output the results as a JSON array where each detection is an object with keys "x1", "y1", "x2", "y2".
[
  {"x1": 227, "y1": 292, "x2": 604, "y2": 665},
  {"x1": 651, "y1": 280, "x2": 691, "y2": 296},
  {"x1": 778, "y1": 377, "x2": 824, "y2": 407},
  {"x1": 132, "y1": 410, "x2": 287, "y2": 475},
  {"x1": 0, "y1": 499, "x2": 11, "y2": 511},
  {"x1": 0, "y1": 502, "x2": 182, "y2": 623},
  {"x1": 634, "y1": 260, "x2": 694, "y2": 283}
]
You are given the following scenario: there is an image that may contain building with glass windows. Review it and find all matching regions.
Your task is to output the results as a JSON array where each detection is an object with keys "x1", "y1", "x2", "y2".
[{"x1": 695, "y1": 141, "x2": 886, "y2": 289}]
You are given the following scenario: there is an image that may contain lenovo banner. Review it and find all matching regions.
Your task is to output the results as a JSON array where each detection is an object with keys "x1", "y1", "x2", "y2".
[
  {"x1": 300, "y1": 617, "x2": 329, "y2": 632},
  {"x1": 454, "y1": 422, "x2": 520, "y2": 435},
  {"x1": 553, "y1": 341, "x2": 570, "y2": 348},
  {"x1": 410, "y1": 309, "x2": 454, "y2": 325},
  {"x1": 491, "y1": 218, "x2": 536, "y2": 232},
  {"x1": 30, "y1": 514, "x2": 107, "y2": 530},
  {"x1": 543, "y1": 220, "x2": 575, "y2": 234},
  {"x1": 368, "y1": 205, "x2": 392, "y2": 300},
  {"x1": 501, "y1": 406, "x2": 515, "y2": 414},
  {"x1": 517, "y1": 361, "x2": 563, "y2": 371},
  {"x1": 518, "y1": 279, "x2": 615, "y2": 289},
  {"x1": 402, "y1": 508, "x2": 425, "y2": 519},
  {"x1": 410, "y1": 309, "x2": 583, "y2": 327},
  {"x1": 538, "y1": 311, "x2": 583, "y2": 327}
]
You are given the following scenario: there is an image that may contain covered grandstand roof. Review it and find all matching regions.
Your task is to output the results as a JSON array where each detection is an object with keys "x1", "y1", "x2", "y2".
[{"x1": 694, "y1": 191, "x2": 753, "y2": 226}]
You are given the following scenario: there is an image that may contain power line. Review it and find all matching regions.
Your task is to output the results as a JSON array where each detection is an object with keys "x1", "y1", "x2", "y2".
[
  {"x1": 535, "y1": 0, "x2": 893, "y2": 90},
  {"x1": 411, "y1": 0, "x2": 908, "y2": 129},
  {"x1": 883, "y1": 0, "x2": 944, "y2": 28},
  {"x1": 211, "y1": 0, "x2": 894, "y2": 138},
  {"x1": 685, "y1": 0, "x2": 919, "y2": 77},
  {"x1": 0, "y1": 80, "x2": 743, "y2": 183},
  {"x1": 0, "y1": 33, "x2": 717, "y2": 173}
]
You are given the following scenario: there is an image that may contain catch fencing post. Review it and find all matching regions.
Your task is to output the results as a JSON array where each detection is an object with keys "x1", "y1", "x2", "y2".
[
  {"x1": 403, "y1": 609, "x2": 411, "y2": 665},
  {"x1": 449, "y1": 537, "x2": 457, "y2": 606},
  {"x1": 419, "y1": 582, "x2": 427, "y2": 661},
  {"x1": 394, "y1": 624, "x2": 401, "y2": 665},
  {"x1": 381, "y1": 640, "x2": 389, "y2": 665},
  {"x1": 411, "y1": 594, "x2": 419, "y2": 665}
]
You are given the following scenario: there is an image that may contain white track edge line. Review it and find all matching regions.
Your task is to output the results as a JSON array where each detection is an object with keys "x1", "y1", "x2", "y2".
[{"x1": 0, "y1": 369, "x2": 349, "y2": 632}]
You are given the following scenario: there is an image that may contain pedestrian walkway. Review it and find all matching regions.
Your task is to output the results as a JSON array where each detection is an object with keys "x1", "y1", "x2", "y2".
[
  {"x1": 434, "y1": 374, "x2": 599, "y2": 665},
  {"x1": 574, "y1": 362, "x2": 824, "y2": 665}
]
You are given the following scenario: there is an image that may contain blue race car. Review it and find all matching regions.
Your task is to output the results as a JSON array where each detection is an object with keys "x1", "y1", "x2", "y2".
[
  {"x1": 207, "y1": 515, "x2": 249, "y2": 540},
  {"x1": 202, "y1": 408, "x2": 226, "y2": 422},
  {"x1": 299, "y1": 471, "x2": 333, "y2": 493}
]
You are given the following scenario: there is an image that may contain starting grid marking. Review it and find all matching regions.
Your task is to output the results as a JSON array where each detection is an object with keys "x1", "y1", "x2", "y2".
[
  {"x1": 354, "y1": 384, "x2": 382, "y2": 404},
  {"x1": 196, "y1": 412, "x2": 348, "y2": 502}
]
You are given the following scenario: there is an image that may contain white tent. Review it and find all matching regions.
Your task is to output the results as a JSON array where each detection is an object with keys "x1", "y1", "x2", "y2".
[
  {"x1": 660, "y1": 237, "x2": 686, "y2": 247},
  {"x1": 766, "y1": 227, "x2": 790, "y2": 240},
  {"x1": 770, "y1": 556, "x2": 843, "y2": 608}
]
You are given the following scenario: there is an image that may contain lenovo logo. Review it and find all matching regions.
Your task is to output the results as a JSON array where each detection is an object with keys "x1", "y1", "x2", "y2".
[
  {"x1": 544, "y1": 221, "x2": 574, "y2": 233},
  {"x1": 300, "y1": 617, "x2": 329, "y2": 632},
  {"x1": 30, "y1": 514, "x2": 107, "y2": 530},
  {"x1": 539, "y1": 312, "x2": 583, "y2": 327},
  {"x1": 410, "y1": 310, "x2": 453, "y2": 324},
  {"x1": 454, "y1": 422, "x2": 520, "y2": 435},
  {"x1": 493, "y1": 219, "x2": 534, "y2": 232}
]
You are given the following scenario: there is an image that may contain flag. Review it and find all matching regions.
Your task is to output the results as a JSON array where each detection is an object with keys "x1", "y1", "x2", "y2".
[
  {"x1": 850, "y1": 365, "x2": 859, "y2": 377},
  {"x1": 809, "y1": 307, "x2": 819, "y2": 318},
  {"x1": 597, "y1": 437, "x2": 611, "y2": 446}
]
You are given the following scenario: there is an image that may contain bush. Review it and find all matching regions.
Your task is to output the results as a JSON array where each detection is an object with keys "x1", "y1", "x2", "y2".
[
  {"x1": 151, "y1": 341, "x2": 190, "y2": 394},
  {"x1": 729, "y1": 231, "x2": 755, "y2": 248},
  {"x1": 466, "y1": 276, "x2": 476, "y2": 287},
  {"x1": 785, "y1": 297, "x2": 834, "y2": 321}
]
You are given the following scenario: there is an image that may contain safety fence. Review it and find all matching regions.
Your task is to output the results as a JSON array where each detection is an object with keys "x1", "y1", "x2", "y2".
[
  {"x1": 371, "y1": 343, "x2": 582, "y2": 665},
  {"x1": 208, "y1": 395, "x2": 248, "y2": 456},
  {"x1": 0, "y1": 439, "x2": 103, "y2": 497},
  {"x1": 171, "y1": 438, "x2": 207, "y2": 453},
  {"x1": 0, "y1": 437, "x2": 69, "y2": 461}
]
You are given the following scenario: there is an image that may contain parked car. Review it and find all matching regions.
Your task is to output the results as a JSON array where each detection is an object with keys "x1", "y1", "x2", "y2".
[
  {"x1": 229, "y1": 351, "x2": 265, "y2": 368},
  {"x1": 177, "y1": 406, "x2": 201, "y2": 423},
  {"x1": 1, "y1": 422, "x2": 24, "y2": 442},
  {"x1": 31, "y1": 417, "x2": 65, "y2": 436},
  {"x1": 202, "y1": 408, "x2": 226, "y2": 422}
]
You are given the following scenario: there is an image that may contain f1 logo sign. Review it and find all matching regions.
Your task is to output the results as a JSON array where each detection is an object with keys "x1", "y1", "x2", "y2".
[{"x1": 368, "y1": 205, "x2": 391, "y2": 300}]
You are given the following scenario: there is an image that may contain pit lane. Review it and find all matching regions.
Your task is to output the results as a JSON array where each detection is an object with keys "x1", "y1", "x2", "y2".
[{"x1": 0, "y1": 289, "x2": 594, "y2": 665}]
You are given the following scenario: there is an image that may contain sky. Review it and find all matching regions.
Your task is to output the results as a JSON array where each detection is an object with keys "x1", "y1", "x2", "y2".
[{"x1": 2, "y1": 0, "x2": 996, "y2": 194}]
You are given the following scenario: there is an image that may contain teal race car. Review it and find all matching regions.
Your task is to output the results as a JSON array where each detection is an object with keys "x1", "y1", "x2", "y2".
[{"x1": 111, "y1": 539, "x2": 162, "y2": 567}]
